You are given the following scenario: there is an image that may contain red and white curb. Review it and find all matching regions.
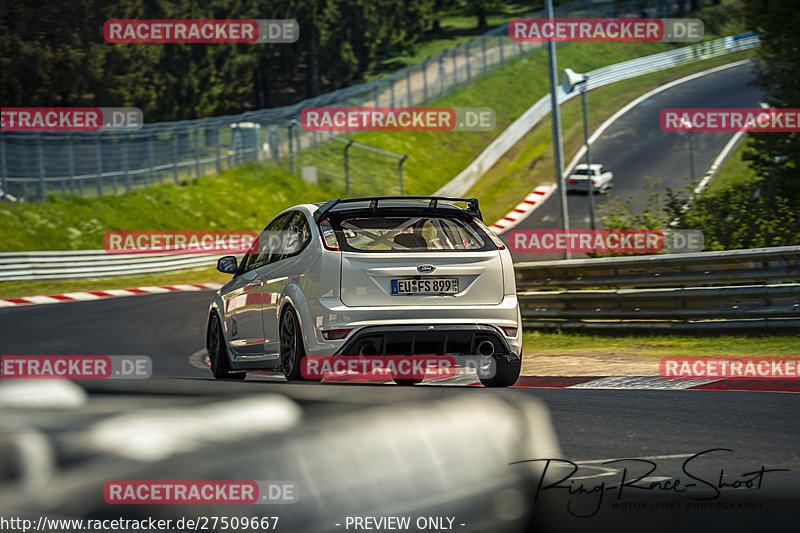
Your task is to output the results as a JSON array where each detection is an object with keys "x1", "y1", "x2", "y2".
[
  {"x1": 0, "y1": 282, "x2": 223, "y2": 308},
  {"x1": 193, "y1": 367, "x2": 800, "y2": 392},
  {"x1": 488, "y1": 184, "x2": 555, "y2": 234},
  {"x1": 510, "y1": 375, "x2": 800, "y2": 392}
]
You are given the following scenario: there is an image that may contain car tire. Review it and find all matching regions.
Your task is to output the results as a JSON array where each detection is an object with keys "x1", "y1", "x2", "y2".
[
  {"x1": 207, "y1": 313, "x2": 246, "y2": 380},
  {"x1": 479, "y1": 357, "x2": 521, "y2": 388},
  {"x1": 280, "y1": 307, "x2": 317, "y2": 382}
]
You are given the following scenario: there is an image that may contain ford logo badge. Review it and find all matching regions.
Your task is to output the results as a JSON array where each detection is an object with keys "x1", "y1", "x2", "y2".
[{"x1": 417, "y1": 264, "x2": 436, "y2": 273}]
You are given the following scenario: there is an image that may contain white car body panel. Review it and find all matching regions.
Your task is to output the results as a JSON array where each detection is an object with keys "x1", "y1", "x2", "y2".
[{"x1": 208, "y1": 199, "x2": 522, "y2": 373}]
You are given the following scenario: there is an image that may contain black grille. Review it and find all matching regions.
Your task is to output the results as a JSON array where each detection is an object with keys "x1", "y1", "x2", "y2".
[{"x1": 337, "y1": 325, "x2": 509, "y2": 356}]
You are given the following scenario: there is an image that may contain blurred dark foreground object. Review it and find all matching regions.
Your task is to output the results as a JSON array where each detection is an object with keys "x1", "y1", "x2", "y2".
[{"x1": 0, "y1": 379, "x2": 560, "y2": 533}]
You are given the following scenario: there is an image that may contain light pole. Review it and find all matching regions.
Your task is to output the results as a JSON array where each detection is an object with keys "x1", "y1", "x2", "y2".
[
  {"x1": 545, "y1": 0, "x2": 570, "y2": 259},
  {"x1": 562, "y1": 68, "x2": 597, "y2": 231},
  {"x1": 679, "y1": 118, "x2": 696, "y2": 182}
]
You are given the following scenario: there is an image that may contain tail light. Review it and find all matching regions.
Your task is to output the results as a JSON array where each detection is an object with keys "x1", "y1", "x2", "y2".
[
  {"x1": 318, "y1": 219, "x2": 340, "y2": 250},
  {"x1": 568, "y1": 179, "x2": 575, "y2": 184},
  {"x1": 501, "y1": 326, "x2": 518, "y2": 337},
  {"x1": 322, "y1": 328, "x2": 352, "y2": 340},
  {"x1": 474, "y1": 219, "x2": 506, "y2": 250},
  {"x1": 591, "y1": 179, "x2": 597, "y2": 185}
]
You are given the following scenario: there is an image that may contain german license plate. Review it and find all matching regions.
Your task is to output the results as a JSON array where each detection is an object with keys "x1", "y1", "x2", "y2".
[{"x1": 391, "y1": 278, "x2": 458, "y2": 295}]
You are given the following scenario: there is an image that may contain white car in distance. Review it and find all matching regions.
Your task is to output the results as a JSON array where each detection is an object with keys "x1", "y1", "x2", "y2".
[
  {"x1": 206, "y1": 196, "x2": 523, "y2": 387},
  {"x1": 567, "y1": 163, "x2": 613, "y2": 193}
]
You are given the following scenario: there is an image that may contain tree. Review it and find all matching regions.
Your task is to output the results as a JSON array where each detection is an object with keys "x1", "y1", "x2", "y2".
[
  {"x1": 742, "y1": 0, "x2": 800, "y2": 202},
  {"x1": 459, "y1": 0, "x2": 503, "y2": 31}
]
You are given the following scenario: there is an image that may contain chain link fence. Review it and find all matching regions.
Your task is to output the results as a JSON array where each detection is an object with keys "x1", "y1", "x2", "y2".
[{"x1": 0, "y1": 0, "x2": 715, "y2": 202}]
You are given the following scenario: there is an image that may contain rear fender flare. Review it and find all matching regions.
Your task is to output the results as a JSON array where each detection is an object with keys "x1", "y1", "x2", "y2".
[{"x1": 278, "y1": 285, "x2": 309, "y2": 351}]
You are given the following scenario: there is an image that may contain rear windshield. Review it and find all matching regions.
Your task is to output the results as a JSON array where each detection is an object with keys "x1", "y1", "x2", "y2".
[
  {"x1": 335, "y1": 216, "x2": 493, "y2": 252},
  {"x1": 573, "y1": 168, "x2": 600, "y2": 176}
]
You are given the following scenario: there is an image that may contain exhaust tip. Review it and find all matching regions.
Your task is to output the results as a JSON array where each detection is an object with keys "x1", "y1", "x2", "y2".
[
  {"x1": 360, "y1": 343, "x2": 378, "y2": 356},
  {"x1": 478, "y1": 340, "x2": 495, "y2": 357}
]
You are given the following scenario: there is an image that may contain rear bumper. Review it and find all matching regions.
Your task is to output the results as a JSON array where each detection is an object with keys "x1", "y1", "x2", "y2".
[
  {"x1": 334, "y1": 324, "x2": 516, "y2": 359},
  {"x1": 298, "y1": 295, "x2": 522, "y2": 358}
]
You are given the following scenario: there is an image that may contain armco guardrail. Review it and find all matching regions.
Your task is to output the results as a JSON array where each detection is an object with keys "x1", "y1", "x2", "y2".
[
  {"x1": 516, "y1": 246, "x2": 800, "y2": 331},
  {"x1": 0, "y1": 250, "x2": 222, "y2": 281},
  {"x1": 436, "y1": 33, "x2": 760, "y2": 196}
]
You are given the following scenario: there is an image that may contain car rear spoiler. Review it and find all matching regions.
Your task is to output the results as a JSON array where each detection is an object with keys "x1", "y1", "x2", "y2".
[{"x1": 314, "y1": 196, "x2": 482, "y2": 222}]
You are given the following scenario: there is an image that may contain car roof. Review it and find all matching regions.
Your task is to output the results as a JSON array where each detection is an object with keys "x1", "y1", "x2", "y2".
[{"x1": 574, "y1": 163, "x2": 604, "y2": 171}]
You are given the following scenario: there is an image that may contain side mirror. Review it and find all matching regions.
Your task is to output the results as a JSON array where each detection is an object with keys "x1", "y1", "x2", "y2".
[{"x1": 217, "y1": 255, "x2": 238, "y2": 274}]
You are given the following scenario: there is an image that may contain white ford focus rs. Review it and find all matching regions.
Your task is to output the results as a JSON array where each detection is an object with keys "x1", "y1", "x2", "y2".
[{"x1": 206, "y1": 196, "x2": 522, "y2": 387}]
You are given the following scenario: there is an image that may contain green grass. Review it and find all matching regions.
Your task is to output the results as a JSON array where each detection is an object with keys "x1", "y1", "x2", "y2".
[
  {"x1": 523, "y1": 330, "x2": 800, "y2": 357},
  {"x1": 705, "y1": 134, "x2": 758, "y2": 193},
  {"x1": 0, "y1": 162, "x2": 340, "y2": 252}
]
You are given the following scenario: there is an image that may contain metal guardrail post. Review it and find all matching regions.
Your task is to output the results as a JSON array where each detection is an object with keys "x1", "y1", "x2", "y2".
[
  {"x1": 194, "y1": 127, "x2": 201, "y2": 177},
  {"x1": 465, "y1": 42, "x2": 472, "y2": 82},
  {"x1": 481, "y1": 36, "x2": 487, "y2": 73},
  {"x1": 123, "y1": 134, "x2": 132, "y2": 192},
  {"x1": 215, "y1": 127, "x2": 221, "y2": 173},
  {"x1": 451, "y1": 47, "x2": 458, "y2": 85},
  {"x1": 67, "y1": 134, "x2": 75, "y2": 195},
  {"x1": 422, "y1": 57, "x2": 430, "y2": 102},
  {"x1": 95, "y1": 137, "x2": 103, "y2": 197},
  {"x1": 172, "y1": 131, "x2": 179, "y2": 184},
  {"x1": 288, "y1": 120, "x2": 297, "y2": 175},
  {"x1": 405, "y1": 68, "x2": 412, "y2": 106},
  {"x1": 36, "y1": 134, "x2": 46, "y2": 200},
  {"x1": 59, "y1": 168, "x2": 67, "y2": 198},
  {"x1": 343, "y1": 140, "x2": 354, "y2": 195},
  {"x1": 0, "y1": 135, "x2": 7, "y2": 195},
  {"x1": 439, "y1": 56, "x2": 445, "y2": 96},
  {"x1": 499, "y1": 35, "x2": 505, "y2": 66},
  {"x1": 269, "y1": 125, "x2": 280, "y2": 163},
  {"x1": 148, "y1": 133, "x2": 157, "y2": 184},
  {"x1": 398, "y1": 155, "x2": 408, "y2": 196}
]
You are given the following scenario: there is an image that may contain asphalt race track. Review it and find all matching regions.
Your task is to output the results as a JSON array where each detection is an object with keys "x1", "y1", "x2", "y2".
[
  {"x1": 506, "y1": 61, "x2": 763, "y2": 261},
  {"x1": 2, "y1": 291, "x2": 798, "y2": 476}
]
